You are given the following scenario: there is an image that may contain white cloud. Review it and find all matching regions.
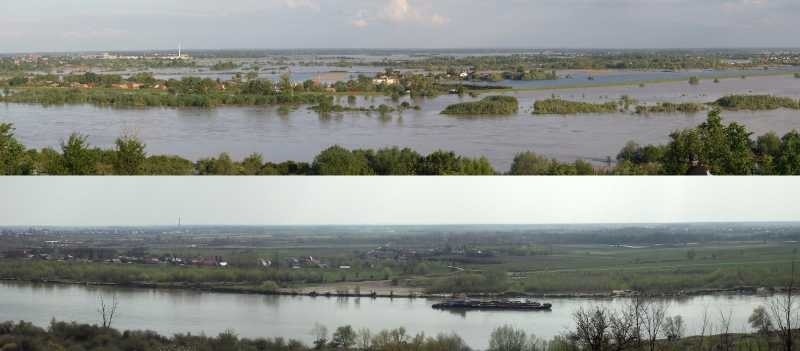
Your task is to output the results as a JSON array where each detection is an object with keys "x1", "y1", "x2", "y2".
[
  {"x1": 283, "y1": 0, "x2": 320, "y2": 11},
  {"x1": 351, "y1": 19, "x2": 370, "y2": 28}
]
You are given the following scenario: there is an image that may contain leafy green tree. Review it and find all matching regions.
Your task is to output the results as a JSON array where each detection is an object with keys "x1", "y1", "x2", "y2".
[
  {"x1": 461, "y1": 157, "x2": 496, "y2": 175},
  {"x1": 509, "y1": 152, "x2": 553, "y2": 175},
  {"x1": 61, "y1": 133, "x2": 96, "y2": 175},
  {"x1": 241, "y1": 153, "x2": 265, "y2": 175},
  {"x1": 419, "y1": 151, "x2": 463, "y2": 175},
  {"x1": 368, "y1": 147, "x2": 422, "y2": 175},
  {"x1": 313, "y1": 146, "x2": 373, "y2": 175},
  {"x1": 142, "y1": 155, "x2": 195, "y2": 175},
  {"x1": 0, "y1": 123, "x2": 26, "y2": 175},
  {"x1": 777, "y1": 130, "x2": 800, "y2": 175},
  {"x1": 663, "y1": 110, "x2": 755, "y2": 175},
  {"x1": 197, "y1": 153, "x2": 238, "y2": 175},
  {"x1": 113, "y1": 135, "x2": 146, "y2": 175},
  {"x1": 574, "y1": 160, "x2": 595, "y2": 175}
]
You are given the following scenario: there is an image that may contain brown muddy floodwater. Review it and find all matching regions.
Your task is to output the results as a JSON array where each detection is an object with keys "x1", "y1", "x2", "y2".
[{"x1": 1, "y1": 74, "x2": 799, "y2": 170}]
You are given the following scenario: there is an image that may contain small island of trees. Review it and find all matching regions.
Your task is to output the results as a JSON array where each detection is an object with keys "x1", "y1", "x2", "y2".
[
  {"x1": 533, "y1": 98, "x2": 619, "y2": 115},
  {"x1": 441, "y1": 96, "x2": 519, "y2": 115},
  {"x1": 714, "y1": 95, "x2": 800, "y2": 110}
]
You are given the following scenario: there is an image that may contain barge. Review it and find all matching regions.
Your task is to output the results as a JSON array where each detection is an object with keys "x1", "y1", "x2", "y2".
[{"x1": 432, "y1": 299, "x2": 552, "y2": 311}]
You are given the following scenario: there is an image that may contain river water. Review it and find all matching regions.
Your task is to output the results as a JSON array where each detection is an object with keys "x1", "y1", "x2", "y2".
[
  {"x1": 0, "y1": 282, "x2": 769, "y2": 349},
  {"x1": 1, "y1": 74, "x2": 799, "y2": 170}
]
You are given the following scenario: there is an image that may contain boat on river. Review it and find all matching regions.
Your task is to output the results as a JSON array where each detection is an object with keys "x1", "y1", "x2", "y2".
[{"x1": 432, "y1": 299, "x2": 552, "y2": 311}]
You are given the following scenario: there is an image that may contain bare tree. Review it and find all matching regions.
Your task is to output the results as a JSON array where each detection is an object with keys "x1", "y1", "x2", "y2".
[
  {"x1": 662, "y1": 315, "x2": 685, "y2": 341},
  {"x1": 717, "y1": 309, "x2": 735, "y2": 351},
  {"x1": 609, "y1": 307, "x2": 638, "y2": 351},
  {"x1": 691, "y1": 306, "x2": 713, "y2": 351},
  {"x1": 356, "y1": 328, "x2": 372, "y2": 350},
  {"x1": 769, "y1": 259, "x2": 799, "y2": 351},
  {"x1": 572, "y1": 307, "x2": 611, "y2": 351},
  {"x1": 97, "y1": 294, "x2": 119, "y2": 329},
  {"x1": 641, "y1": 300, "x2": 668, "y2": 351}
]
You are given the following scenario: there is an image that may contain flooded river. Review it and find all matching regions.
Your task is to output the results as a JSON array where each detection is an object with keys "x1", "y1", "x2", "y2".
[{"x1": 1, "y1": 74, "x2": 799, "y2": 170}]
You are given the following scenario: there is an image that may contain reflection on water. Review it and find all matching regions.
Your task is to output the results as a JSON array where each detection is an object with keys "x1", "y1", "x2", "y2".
[
  {"x1": 2, "y1": 74, "x2": 800, "y2": 170},
  {"x1": 0, "y1": 281, "x2": 770, "y2": 349}
]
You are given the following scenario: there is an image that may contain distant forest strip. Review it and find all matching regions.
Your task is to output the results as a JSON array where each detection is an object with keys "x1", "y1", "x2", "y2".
[
  {"x1": 2, "y1": 109, "x2": 800, "y2": 175},
  {"x1": 0, "y1": 71, "x2": 503, "y2": 108}
]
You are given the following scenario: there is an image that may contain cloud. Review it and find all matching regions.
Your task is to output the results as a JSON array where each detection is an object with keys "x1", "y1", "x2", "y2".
[
  {"x1": 351, "y1": 0, "x2": 451, "y2": 27},
  {"x1": 351, "y1": 19, "x2": 370, "y2": 28},
  {"x1": 283, "y1": 0, "x2": 320, "y2": 11}
]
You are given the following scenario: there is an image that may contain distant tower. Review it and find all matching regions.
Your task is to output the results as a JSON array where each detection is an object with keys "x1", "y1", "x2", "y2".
[
  {"x1": 178, "y1": 42, "x2": 182, "y2": 58},
  {"x1": 178, "y1": 216, "x2": 182, "y2": 228}
]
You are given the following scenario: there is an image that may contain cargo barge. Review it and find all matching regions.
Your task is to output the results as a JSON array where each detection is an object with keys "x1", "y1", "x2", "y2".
[{"x1": 432, "y1": 299, "x2": 552, "y2": 311}]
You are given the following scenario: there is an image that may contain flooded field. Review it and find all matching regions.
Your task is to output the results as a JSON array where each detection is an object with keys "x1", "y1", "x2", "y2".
[{"x1": 2, "y1": 74, "x2": 799, "y2": 169}]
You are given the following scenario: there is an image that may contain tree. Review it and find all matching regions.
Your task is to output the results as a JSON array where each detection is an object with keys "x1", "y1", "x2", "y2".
[
  {"x1": 663, "y1": 110, "x2": 755, "y2": 175},
  {"x1": 488, "y1": 325, "x2": 527, "y2": 351},
  {"x1": 769, "y1": 260, "x2": 798, "y2": 351},
  {"x1": 0, "y1": 123, "x2": 26, "y2": 175},
  {"x1": 641, "y1": 301, "x2": 668, "y2": 351},
  {"x1": 331, "y1": 325, "x2": 356, "y2": 349},
  {"x1": 749, "y1": 305, "x2": 773, "y2": 335},
  {"x1": 113, "y1": 135, "x2": 146, "y2": 175},
  {"x1": 197, "y1": 153, "x2": 238, "y2": 175},
  {"x1": 61, "y1": 133, "x2": 96, "y2": 175},
  {"x1": 662, "y1": 315, "x2": 684, "y2": 341},
  {"x1": 777, "y1": 131, "x2": 800, "y2": 175},
  {"x1": 241, "y1": 153, "x2": 265, "y2": 175},
  {"x1": 368, "y1": 147, "x2": 422, "y2": 175},
  {"x1": 97, "y1": 295, "x2": 118, "y2": 329},
  {"x1": 572, "y1": 307, "x2": 610, "y2": 351},
  {"x1": 420, "y1": 151, "x2": 464, "y2": 175},
  {"x1": 509, "y1": 152, "x2": 554, "y2": 175},
  {"x1": 311, "y1": 323, "x2": 328, "y2": 350},
  {"x1": 312, "y1": 146, "x2": 373, "y2": 175},
  {"x1": 689, "y1": 76, "x2": 700, "y2": 85},
  {"x1": 356, "y1": 328, "x2": 372, "y2": 350}
]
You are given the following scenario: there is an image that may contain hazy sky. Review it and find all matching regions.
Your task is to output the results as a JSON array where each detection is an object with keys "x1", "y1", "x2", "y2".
[
  {"x1": 1, "y1": 177, "x2": 799, "y2": 226},
  {"x1": 2, "y1": 0, "x2": 799, "y2": 53}
]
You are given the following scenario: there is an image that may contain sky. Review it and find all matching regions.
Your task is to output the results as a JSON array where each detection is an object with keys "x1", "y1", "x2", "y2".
[
  {"x1": 1, "y1": 177, "x2": 799, "y2": 226},
  {"x1": 1, "y1": 0, "x2": 799, "y2": 53}
]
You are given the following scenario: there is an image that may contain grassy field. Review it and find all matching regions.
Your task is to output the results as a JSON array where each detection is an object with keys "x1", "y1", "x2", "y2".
[{"x1": 3, "y1": 239, "x2": 796, "y2": 296}]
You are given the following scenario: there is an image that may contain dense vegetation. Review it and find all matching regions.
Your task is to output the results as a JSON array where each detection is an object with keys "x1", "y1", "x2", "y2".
[
  {"x1": 614, "y1": 109, "x2": 800, "y2": 175},
  {"x1": 0, "y1": 127, "x2": 496, "y2": 175},
  {"x1": 441, "y1": 96, "x2": 519, "y2": 115},
  {"x1": 714, "y1": 95, "x2": 800, "y2": 110},
  {"x1": 634, "y1": 102, "x2": 705, "y2": 114},
  {"x1": 533, "y1": 99, "x2": 619, "y2": 115}
]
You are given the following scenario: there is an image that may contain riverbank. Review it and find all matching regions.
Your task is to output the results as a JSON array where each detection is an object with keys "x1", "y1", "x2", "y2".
[{"x1": 0, "y1": 276, "x2": 777, "y2": 301}]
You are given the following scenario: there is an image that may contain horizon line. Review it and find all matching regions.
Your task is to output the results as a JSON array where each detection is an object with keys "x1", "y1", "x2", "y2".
[
  {"x1": 4, "y1": 46, "x2": 800, "y2": 56},
  {"x1": 4, "y1": 220, "x2": 800, "y2": 229}
]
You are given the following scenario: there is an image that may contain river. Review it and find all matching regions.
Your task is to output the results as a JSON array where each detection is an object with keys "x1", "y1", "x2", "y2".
[
  {"x1": 0, "y1": 281, "x2": 769, "y2": 349},
  {"x1": 2, "y1": 74, "x2": 799, "y2": 170}
]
